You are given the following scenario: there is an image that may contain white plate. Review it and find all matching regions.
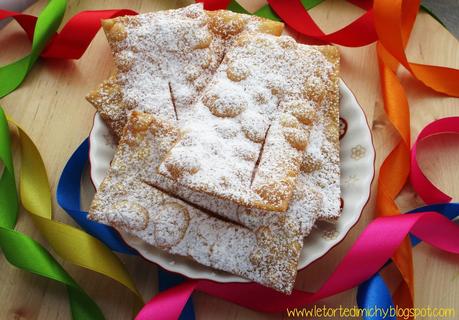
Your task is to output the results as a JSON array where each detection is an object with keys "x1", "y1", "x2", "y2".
[{"x1": 89, "y1": 79, "x2": 375, "y2": 283}]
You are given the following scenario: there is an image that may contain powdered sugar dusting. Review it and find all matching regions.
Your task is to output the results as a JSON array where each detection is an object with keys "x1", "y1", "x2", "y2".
[
  {"x1": 159, "y1": 34, "x2": 333, "y2": 211},
  {"x1": 87, "y1": 4, "x2": 340, "y2": 293},
  {"x1": 89, "y1": 111, "x2": 301, "y2": 293},
  {"x1": 93, "y1": 4, "x2": 283, "y2": 139}
]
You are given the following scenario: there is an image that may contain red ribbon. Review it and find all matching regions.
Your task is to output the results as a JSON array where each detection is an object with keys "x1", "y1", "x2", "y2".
[
  {"x1": 266, "y1": 0, "x2": 377, "y2": 47},
  {"x1": 42, "y1": 9, "x2": 137, "y2": 59},
  {"x1": 196, "y1": 0, "x2": 231, "y2": 11},
  {"x1": 0, "y1": 10, "x2": 36, "y2": 40},
  {"x1": 410, "y1": 117, "x2": 459, "y2": 204},
  {"x1": 0, "y1": 9, "x2": 137, "y2": 60}
]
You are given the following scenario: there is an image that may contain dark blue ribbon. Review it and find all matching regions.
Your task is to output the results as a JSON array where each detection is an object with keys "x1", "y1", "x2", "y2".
[
  {"x1": 57, "y1": 139, "x2": 135, "y2": 254},
  {"x1": 57, "y1": 138, "x2": 195, "y2": 320},
  {"x1": 357, "y1": 273, "x2": 395, "y2": 320},
  {"x1": 357, "y1": 203, "x2": 459, "y2": 320}
]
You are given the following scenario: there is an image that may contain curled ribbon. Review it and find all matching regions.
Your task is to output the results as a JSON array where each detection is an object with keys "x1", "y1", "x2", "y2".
[
  {"x1": 0, "y1": 107, "x2": 143, "y2": 319},
  {"x1": 135, "y1": 210, "x2": 459, "y2": 320},
  {"x1": 56, "y1": 138, "x2": 196, "y2": 319},
  {"x1": 410, "y1": 117, "x2": 459, "y2": 204},
  {"x1": 266, "y1": 0, "x2": 377, "y2": 47},
  {"x1": 0, "y1": 0, "x2": 67, "y2": 97},
  {"x1": 0, "y1": 107, "x2": 103, "y2": 320},
  {"x1": 357, "y1": 203, "x2": 459, "y2": 320},
  {"x1": 209, "y1": 0, "x2": 324, "y2": 21},
  {"x1": 374, "y1": 1, "x2": 459, "y2": 96},
  {"x1": 0, "y1": 0, "x2": 137, "y2": 97},
  {"x1": 375, "y1": 43, "x2": 415, "y2": 317},
  {"x1": 358, "y1": 113, "x2": 459, "y2": 319}
]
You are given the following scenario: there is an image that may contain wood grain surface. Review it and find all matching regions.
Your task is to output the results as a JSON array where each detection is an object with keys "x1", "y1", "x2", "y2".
[{"x1": 0, "y1": 0, "x2": 458, "y2": 319}]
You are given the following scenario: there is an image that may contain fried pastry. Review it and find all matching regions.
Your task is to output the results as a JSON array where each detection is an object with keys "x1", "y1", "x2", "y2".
[
  {"x1": 238, "y1": 45, "x2": 341, "y2": 226},
  {"x1": 88, "y1": 111, "x2": 306, "y2": 293},
  {"x1": 88, "y1": 41, "x2": 340, "y2": 235},
  {"x1": 87, "y1": 4, "x2": 341, "y2": 292},
  {"x1": 300, "y1": 45, "x2": 341, "y2": 222},
  {"x1": 158, "y1": 34, "x2": 336, "y2": 212},
  {"x1": 113, "y1": 110, "x2": 325, "y2": 235},
  {"x1": 86, "y1": 3, "x2": 283, "y2": 141}
]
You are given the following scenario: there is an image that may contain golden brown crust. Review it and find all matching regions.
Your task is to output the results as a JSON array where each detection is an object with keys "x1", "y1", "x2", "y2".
[
  {"x1": 86, "y1": 75, "x2": 128, "y2": 140},
  {"x1": 101, "y1": 19, "x2": 127, "y2": 42},
  {"x1": 207, "y1": 10, "x2": 284, "y2": 39},
  {"x1": 257, "y1": 19, "x2": 284, "y2": 36}
]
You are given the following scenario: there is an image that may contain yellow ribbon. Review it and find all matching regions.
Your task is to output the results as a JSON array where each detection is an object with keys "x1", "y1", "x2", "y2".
[{"x1": 8, "y1": 117, "x2": 143, "y2": 304}]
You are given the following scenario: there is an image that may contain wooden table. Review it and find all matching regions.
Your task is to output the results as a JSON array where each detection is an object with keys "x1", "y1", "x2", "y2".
[{"x1": 1, "y1": 0, "x2": 458, "y2": 319}]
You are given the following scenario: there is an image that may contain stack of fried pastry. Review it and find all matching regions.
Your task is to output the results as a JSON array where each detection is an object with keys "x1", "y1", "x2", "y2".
[{"x1": 87, "y1": 3, "x2": 340, "y2": 294}]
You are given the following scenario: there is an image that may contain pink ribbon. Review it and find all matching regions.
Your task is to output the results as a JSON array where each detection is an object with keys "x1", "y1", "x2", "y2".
[
  {"x1": 135, "y1": 116, "x2": 459, "y2": 320},
  {"x1": 136, "y1": 212, "x2": 459, "y2": 320},
  {"x1": 410, "y1": 117, "x2": 458, "y2": 204}
]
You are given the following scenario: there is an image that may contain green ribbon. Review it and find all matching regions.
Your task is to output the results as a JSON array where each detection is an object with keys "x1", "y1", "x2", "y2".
[
  {"x1": 0, "y1": 0, "x2": 67, "y2": 98},
  {"x1": 228, "y1": 0, "x2": 324, "y2": 20},
  {"x1": 0, "y1": 107, "x2": 104, "y2": 320},
  {"x1": 0, "y1": 1, "x2": 104, "y2": 315}
]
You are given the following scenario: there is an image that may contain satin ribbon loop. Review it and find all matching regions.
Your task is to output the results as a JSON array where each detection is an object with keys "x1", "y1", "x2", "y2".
[
  {"x1": 135, "y1": 211, "x2": 459, "y2": 320},
  {"x1": 0, "y1": 110, "x2": 144, "y2": 320},
  {"x1": 0, "y1": 0, "x2": 67, "y2": 97},
  {"x1": 0, "y1": 107, "x2": 104, "y2": 320},
  {"x1": 41, "y1": 9, "x2": 138, "y2": 59},
  {"x1": 0, "y1": 4, "x2": 138, "y2": 97},
  {"x1": 410, "y1": 117, "x2": 459, "y2": 204},
  {"x1": 266, "y1": 0, "x2": 377, "y2": 47},
  {"x1": 56, "y1": 139, "x2": 196, "y2": 319},
  {"x1": 374, "y1": 0, "x2": 459, "y2": 97}
]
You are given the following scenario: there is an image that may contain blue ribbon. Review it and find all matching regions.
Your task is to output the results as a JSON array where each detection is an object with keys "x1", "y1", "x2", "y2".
[
  {"x1": 357, "y1": 273, "x2": 395, "y2": 320},
  {"x1": 58, "y1": 139, "x2": 459, "y2": 320},
  {"x1": 57, "y1": 139, "x2": 135, "y2": 254},
  {"x1": 357, "y1": 203, "x2": 459, "y2": 320},
  {"x1": 57, "y1": 139, "x2": 195, "y2": 320}
]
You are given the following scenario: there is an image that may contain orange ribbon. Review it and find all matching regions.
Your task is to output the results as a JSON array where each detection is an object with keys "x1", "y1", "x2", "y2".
[{"x1": 374, "y1": 1, "x2": 459, "y2": 318}]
